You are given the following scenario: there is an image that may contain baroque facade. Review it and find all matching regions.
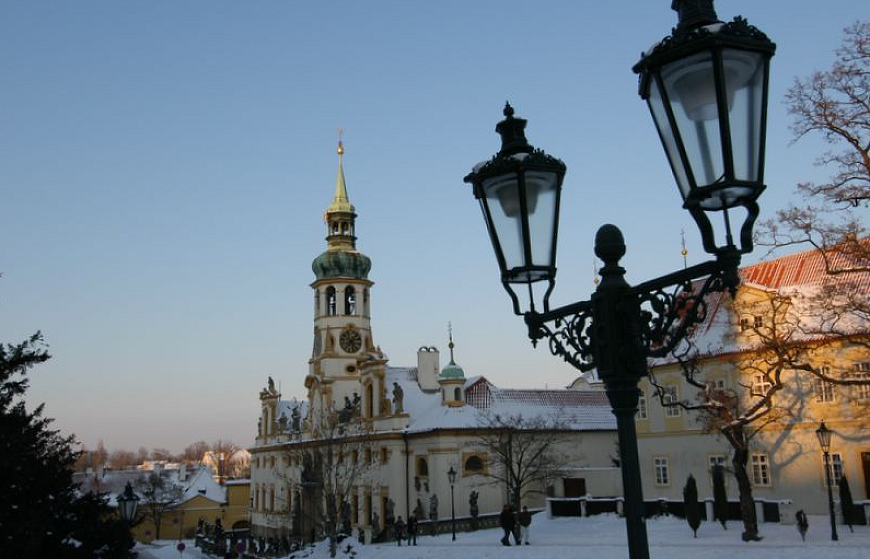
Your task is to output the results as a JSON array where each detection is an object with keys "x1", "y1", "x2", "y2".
[{"x1": 248, "y1": 143, "x2": 620, "y2": 541}]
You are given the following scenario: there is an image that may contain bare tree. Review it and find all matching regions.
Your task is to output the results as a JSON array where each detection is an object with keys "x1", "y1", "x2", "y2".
[
  {"x1": 473, "y1": 413, "x2": 574, "y2": 509},
  {"x1": 653, "y1": 286, "x2": 870, "y2": 542},
  {"x1": 765, "y1": 21, "x2": 869, "y2": 268},
  {"x1": 135, "y1": 471, "x2": 184, "y2": 540},
  {"x1": 181, "y1": 440, "x2": 210, "y2": 464},
  {"x1": 107, "y1": 449, "x2": 139, "y2": 470},
  {"x1": 279, "y1": 406, "x2": 371, "y2": 558}
]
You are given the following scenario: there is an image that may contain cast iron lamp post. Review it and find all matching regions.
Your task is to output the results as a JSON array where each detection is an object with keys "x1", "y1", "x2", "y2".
[
  {"x1": 463, "y1": 3, "x2": 774, "y2": 559},
  {"x1": 117, "y1": 481, "x2": 140, "y2": 526},
  {"x1": 816, "y1": 421, "x2": 839, "y2": 541},
  {"x1": 447, "y1": 466, "x2": 457, "y2": 541}
]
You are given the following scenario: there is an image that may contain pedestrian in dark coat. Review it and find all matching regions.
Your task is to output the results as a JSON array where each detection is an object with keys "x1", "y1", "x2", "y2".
[
  {"x1": 498, "y1": 504, "x2": 515, "y2": 546},
  {"x1": 394, "y1": 516, "x2": 406, "y2": 546},
  {"x1": 407, "y1": 514, "x2": 419, "y2": 546},
  {"x1": 518, "y1": 505, "x2": 532, "y2": 545}
]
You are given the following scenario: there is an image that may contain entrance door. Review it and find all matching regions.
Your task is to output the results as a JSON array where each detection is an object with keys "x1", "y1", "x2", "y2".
[{"x1": 563, "y1": 478, "x2": 587, "y2": 498}]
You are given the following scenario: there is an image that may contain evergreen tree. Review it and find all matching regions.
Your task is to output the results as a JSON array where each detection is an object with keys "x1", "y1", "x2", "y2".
[
  {"x1": 711, "y1": 465, "x2": 728, "y2": 530},
  {"x1": 839, "y1": 475, "x2": 856, "y2": 533},
  {"x1": 0, "y1": 332, "x2": 134, "y2": 558},
  {"x1": 683, "y1": 475, "x2": 701, "y2": 538}
]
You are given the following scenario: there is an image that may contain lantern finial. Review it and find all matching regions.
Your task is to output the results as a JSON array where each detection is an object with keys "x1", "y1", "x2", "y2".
[{"x1": 672, "y1": 0, "x2": 719, "y2": 31}]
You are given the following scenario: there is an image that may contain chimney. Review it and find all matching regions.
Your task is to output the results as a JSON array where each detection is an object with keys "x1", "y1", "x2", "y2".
[{"x1": 417, "y1": 346, "x2": 440, "y2": 391}]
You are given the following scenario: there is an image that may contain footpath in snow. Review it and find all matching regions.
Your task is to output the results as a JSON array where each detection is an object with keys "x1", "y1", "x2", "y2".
[{"x1": 137, "y1": 513, "x2": 870, "y2": 559}]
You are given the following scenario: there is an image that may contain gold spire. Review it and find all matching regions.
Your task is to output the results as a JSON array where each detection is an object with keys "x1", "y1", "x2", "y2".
[
  {"x1": 327, "y1": 129, "x2": 354, "y2": 214},
  {"x1": 681, "y1": 229, "x2": 688, "y2": 269}
]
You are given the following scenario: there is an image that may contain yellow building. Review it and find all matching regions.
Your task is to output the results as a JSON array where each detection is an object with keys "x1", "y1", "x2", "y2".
[{"x1": 636, "y1": 245, "x2": 870, "y2": 519}]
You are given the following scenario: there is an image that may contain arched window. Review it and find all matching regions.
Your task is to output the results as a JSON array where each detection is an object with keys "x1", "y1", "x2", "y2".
[
  {"x1": 416, "y1": 457, "x2": 429, "y2": 477},
  {"x1": 363, "y1": 289, "x2": 369, "y2": 315},
  {"x1": 326, "y1": 287, "x2": 337, "y2": 316},
  {"x1": 365, "y1": 383, "x2": 374, "y2": 418},
  {"x1": 314, "y1": 290, "x2": 321, "y2": 316},
  {"x1": 342, "y1": 222, "x2": 349, "y2": 234},
  {"x1": 332, "y1": 223, "x2": 339, "y2": 235},
  {"x1": 345, "y1": 286, "x2": 356, "y2": 315},
  {"x1": 454, "y1": 387, "x2": 462, "y2": 401},
  {"x1": 464, "y1": 455, "x2": 484, "y2": 474}
]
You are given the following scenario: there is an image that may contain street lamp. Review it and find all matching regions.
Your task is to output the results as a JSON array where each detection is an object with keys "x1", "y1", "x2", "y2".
[
  {"x1": 447, "y1": 466, "x2": 457, "y2": 541},
  {"x1": 117, "y1": 482, "x2": 140, "y2": 524},
  {"x1": 816, "y1": 420, "x2": 839, "y2": 541},
  {"x1": 463, "y1": 3, "x2": 774, "y2": 559}
]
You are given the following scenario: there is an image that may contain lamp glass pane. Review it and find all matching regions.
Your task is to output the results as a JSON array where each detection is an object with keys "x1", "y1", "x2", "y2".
[
  {"x1": 661, "y1": 51, "x2": 725, "y2": 195},
  {"x1": 723, "y1": 49, "x2": 765, "y2": 183},
  {"x1": 482, "y1": 172, "x2": 526, "y2": 274},
  {"x1": 649, "y1": 78, "x2": 691, "y2": 201},
  {"x1": 525, "y1": 170, "x2": 559, "y2": 275}
]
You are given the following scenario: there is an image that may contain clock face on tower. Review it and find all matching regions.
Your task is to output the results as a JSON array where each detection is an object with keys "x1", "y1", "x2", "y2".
[{"x1": 339, "y1": 328, "x2": 362, "y2": 353}]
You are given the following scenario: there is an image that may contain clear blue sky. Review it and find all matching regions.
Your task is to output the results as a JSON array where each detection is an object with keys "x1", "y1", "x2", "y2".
[{"x1": 2, "y1": 1, "x2": 868, "y2": 453}]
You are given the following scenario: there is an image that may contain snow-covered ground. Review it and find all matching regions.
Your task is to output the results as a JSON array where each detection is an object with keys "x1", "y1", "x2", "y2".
[{"x1": 137, "y1": 513, "x2": 870, "y2": 559}]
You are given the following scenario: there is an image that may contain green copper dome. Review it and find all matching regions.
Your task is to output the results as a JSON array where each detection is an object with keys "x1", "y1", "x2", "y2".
[
  {"x1": 440, "y1": 361, "x2": 465, "y2": 379},
  {"x1": 312, "y1": 250, "x2": 371, "y2": 280}
]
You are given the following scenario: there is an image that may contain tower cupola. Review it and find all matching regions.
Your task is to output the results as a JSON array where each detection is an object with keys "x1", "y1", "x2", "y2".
[{"x1": 312, "y1": 139, "x2": 372, "y2": 281}]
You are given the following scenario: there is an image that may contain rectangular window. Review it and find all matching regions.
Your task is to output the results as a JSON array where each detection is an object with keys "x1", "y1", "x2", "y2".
[
  {"x1": 751, "y1": 373, "x2": 771, "y2": 397},
  {"x1": 852, "y1": 362, "x2": 870, "y2": 399},
  {"x1": 708, "y1": 454, "x2": 726, "y2": 486},
  {"x1": 740, "y1": 317, "x2": 751, "y2": 331},
  {"x1": 654, "y1": 457, "x2": 670, "y2": 486},
  {"x1": 637, "y1": 391, "x2": 648, "y2": 420},
  {"x1": 753, "y1": 315, "x2": 763, "y2": 328},
  {"x1": 663, "y1": 386, "x2": 681, "y2": 417},
  {"x1": 751, "y1": 454, "x2": 771, "y2": 486},
  {"x1": 825, "y1": 452, "x2": 844, "y2": 488},
  {"x1": 814, "y1": 376, "x2": 836, "y2": 403}
]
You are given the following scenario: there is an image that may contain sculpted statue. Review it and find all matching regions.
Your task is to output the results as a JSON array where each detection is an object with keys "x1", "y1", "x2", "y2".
[
  {"x1": 291, "y1": 405, "x2": 301, "y2": 431},
  {"x1": 392, "y1": 382, "x2": 404, "y2": 414},
  {"x1": 429, "y1": 494, "x2": 438, "y2": 521},
  {"x1": 268, "y1": 376, "x2": 276, "y2": 393},
  {"x1": 469, "y1": 490, "x2": 479, "y2": 518}
]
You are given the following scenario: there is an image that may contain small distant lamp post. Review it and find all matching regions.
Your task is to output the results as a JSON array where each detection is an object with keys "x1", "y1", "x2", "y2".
[
  {"x1": 816, "y1": 421, "x2": 839, "y2": 541},
  {"x1": 117, "y1": 482, "x2": 140, "y2": 525},
  {"x1": 447, "y1": 466, "x2": 457, "y2": 541}
]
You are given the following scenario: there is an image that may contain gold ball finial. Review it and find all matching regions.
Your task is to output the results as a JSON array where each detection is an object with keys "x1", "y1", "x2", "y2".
[{"x1": 337, "y1": 128, "x2": 344, "y2": 155}]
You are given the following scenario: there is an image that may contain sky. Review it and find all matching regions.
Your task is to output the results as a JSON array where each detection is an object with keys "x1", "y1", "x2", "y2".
[{"x1": 2, "y1": 1, "x2": 869, "y2": 454}]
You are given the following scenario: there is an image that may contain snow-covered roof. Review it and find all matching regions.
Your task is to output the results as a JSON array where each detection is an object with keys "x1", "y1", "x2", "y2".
[
  {"x1": 386, "y1": 368, "x2": 615, "y2": 433},
  {"x1": 653, "y1": 243, "x2": 870, "y2": 365},
  {"x1": 180, "y1": 465, "x2": 225, "y2": 504}
]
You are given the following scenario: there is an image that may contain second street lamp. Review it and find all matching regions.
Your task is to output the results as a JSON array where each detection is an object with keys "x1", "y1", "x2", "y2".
[
  {"x1": 816, "y1": 421, "x2": 839, "y2": 541},
  {"x1": 463, "y1": 2, "x2": 774, "y2": 558},
  {"x1": 447, "y1": 466, "x2": 457, "y2": 541}
]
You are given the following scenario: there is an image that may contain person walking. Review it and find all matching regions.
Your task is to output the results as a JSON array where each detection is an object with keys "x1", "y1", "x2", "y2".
[
  {"x1": 407, "y1": 514, "x2": 418, "y2": 546},
  {"x1": 394, "y1": 516, "x2": 406, "y2": 546},
  {"x1": 518, "y1": 505, "x2": 532, "y2": 545},
  {"x1": 498, "y1": 504, "x2": 515, "y2": 546}
]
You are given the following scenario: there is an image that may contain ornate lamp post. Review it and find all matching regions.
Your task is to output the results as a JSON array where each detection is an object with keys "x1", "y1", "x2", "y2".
[
  {"x1": 463, "y1": 3, "x2": 774, "y2": 559},
  {"x1": 117, "y1": 481, "x2": 140, "y2": 525},
  {"x1": 447, "y1": 466, "x2": 457, "y2": 541},
  {"x1": 816, "y1": 421, "x2": 839, "y2": 541}
]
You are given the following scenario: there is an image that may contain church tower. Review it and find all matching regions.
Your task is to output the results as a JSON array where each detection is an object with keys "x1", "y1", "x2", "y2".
[{"x1": 306, "y1": 139, "x2": 379, "y2": 424}]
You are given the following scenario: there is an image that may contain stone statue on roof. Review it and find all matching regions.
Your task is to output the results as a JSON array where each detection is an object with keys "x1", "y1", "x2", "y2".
[
  {"x1": 291, "y1": 405, "x2": 301, "y2": 431},
  {"x1": 267, "y1": 376, "x2": 276, "y2": 394},
  {"x1": 392, "y1": 382, "x2": 404, "y2": 414}
]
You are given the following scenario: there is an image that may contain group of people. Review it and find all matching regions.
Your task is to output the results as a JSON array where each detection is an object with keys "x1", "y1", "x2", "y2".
[
  {"x1": 391, "y1": 514, "x2": 419, "y2": 546},
  {"x1": 499, "y1": 504, "x2": 532, "y2": 546}
]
